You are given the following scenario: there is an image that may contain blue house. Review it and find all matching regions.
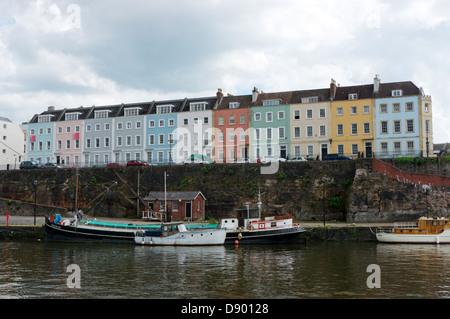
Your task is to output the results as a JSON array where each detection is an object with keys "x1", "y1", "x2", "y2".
[{"x1": 374, "y1": 80, "x2": 422, "y2": 158}]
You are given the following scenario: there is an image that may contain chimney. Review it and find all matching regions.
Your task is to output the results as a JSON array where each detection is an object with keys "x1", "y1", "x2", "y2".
[
  {"x1": 330, "y1": 79, "x2": 337, "y2": 100},
  {"x1": 374, "y1": 74, "x2": 380, "y2": 93},
  {"x1": 216, "y1": 88, "x2": 223, "y2": 104},
  {"x1": 48, "y1": 106, "x2": 55, "y2": 111},
  {"x1": 252, "y1": 87, "x2": 259, "y2": 103}
]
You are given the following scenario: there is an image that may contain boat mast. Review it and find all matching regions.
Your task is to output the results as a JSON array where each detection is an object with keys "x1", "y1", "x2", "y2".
[
  {"x1": 257, "y1": 183, "x2": 264, "y2": 220},
  {"x1": 75, "y1": 167, "x2": 79, "y2": 213}
]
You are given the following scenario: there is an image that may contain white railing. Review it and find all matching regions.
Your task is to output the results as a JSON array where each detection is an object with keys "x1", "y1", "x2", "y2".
[{"x1": 393, "y1": 222, "x2": 417, "y2": 229}]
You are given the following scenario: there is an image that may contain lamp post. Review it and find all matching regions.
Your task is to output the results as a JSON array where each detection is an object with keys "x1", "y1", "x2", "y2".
[
  {"x1": 322, "y1": 177, "x2": 326, "y2": 226},
  {"x1": 33, "y1": 180, "x2": 37, "y2": 226}
]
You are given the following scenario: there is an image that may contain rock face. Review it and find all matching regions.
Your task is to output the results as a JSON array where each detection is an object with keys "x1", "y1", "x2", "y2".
[
  {"x1": 0, "y1": 159, "x2": 448, "y2": 222},
  {"x1": 346, "y1": 168, "x2": 450, "y2": 222}
]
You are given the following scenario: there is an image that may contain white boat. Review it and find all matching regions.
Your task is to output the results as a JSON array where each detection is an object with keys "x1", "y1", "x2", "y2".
[
  {"x1": 134, "y1": 222, "x2": 226, "y2": 246},
  {"x1": 220, "y1": 215, "x2": 306, "y2": 244},
  {"x1": 376, "y1": 217, "x2": 450, "y2": 244}
]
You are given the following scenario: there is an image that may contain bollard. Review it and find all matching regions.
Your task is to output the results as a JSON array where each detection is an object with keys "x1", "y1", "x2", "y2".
[{"x1": 6, "y1": 211, "x2": 9, "y2": 226}]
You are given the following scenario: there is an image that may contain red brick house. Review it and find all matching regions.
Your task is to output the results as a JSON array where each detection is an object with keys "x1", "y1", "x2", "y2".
[{"x1": 144, "y1": 191, "x2": 206, "y2": 221}]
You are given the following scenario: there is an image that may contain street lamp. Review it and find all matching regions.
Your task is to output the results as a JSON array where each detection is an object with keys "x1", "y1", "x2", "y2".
[
  {"x1": 322, "y1": 177, "x2": 326, "y2": 226},
  {"x1": 33, "y1": 180, "x2": 37, "y2": 226}
]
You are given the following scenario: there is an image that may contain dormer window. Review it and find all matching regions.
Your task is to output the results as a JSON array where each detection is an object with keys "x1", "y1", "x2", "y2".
[
  {"x1": 229, "y1": 102, "x2": 239, "y2": 109},
  {"x1": 301, "y1": 96, "x2": 319, "y2": 103},
  {"x1": 157, "y1": 104, "x2": 173, "y2": 114},
  {"x1": 124, "y1": 107, "x2": 141, "y2": 117},
  {"x1": 392, "y1": 90, "x2": 403, "y2": 97},
  {"x1": 190, "y1": 102, "x2": 207, "y2": 112},
  {"x1": 94, "y1": 110, "x2": 110, "y2": 119},
  {"x1": 348, "y1": 93, "x2": 358, "y2": 100},
  {"x1": 262, "y1": 99, "x2": 282, "y2": 106},
  {"x1": 65, "y1": 113, "x2": 80, "y2": 121},
  {"x1": 38, "y1": 115, "x2": 53, "y2": 123}
]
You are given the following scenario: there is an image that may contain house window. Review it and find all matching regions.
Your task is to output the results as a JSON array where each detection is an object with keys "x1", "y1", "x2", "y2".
[
  {"x1": 392, "y1": 90, "x2": 403, "y2": 97},
  {"x1": 278, "y1": 111, "x2": 285, "y2": 120},
  {"x1": 394, "y1": 142, "x2": 401, "y2": 154},
  {"x1": 307, "y1": 109, "x2": 313, "y2": 119},
  {"x1": 381, "y1": 121, "x2": 388, "y2": 134},
  {"x1": 229, "y1": 115, "x2": 235, "y2": 125},
  {"x1": 393, "y1": 103, "x2": 400, "y2": 112},
  {"x1": 407, "y1": 141, "x2": 415, "y2": 154},
  {"x1": 364, "y1": 123, "x2": 370, "y2": 134},
  {"x1": 319, "y1": 109, "x2": 326, "y2": 118},
  {"x1": 351, "y1": 123, "x2": 358, "y2": 135},
  {"x1": 337, "y1": 145, "x2": 344, "y2": 155},
  {"x1": 319, "y1": 125, "x2": 326, "y2": 137},
  {"x1": 294, "y1": 127, "x2": 301, "y2": 138},
  {"x1": 65, "y1": 113, "x2": 79, "y2": 121},
  {"x1": 306, "y1": 126, "x2": 313, "y2": 137},
  {"x1": 406, "y1": 102, "x2": 414, "y2": 112},
  {"x1": 38, "y1": 115, "x2": 52, "y2": 123},
  {"x1": 159, "y1": 120, "x2": 164, "y2": 127},
  {"x1": 363, "y1": 105, "x2": 370, "y2": 114},
  {"x1": 294, "y1": 146, "x2": 300, "y2": 157},
  {"x1": 337, "y1": 124, "x2": 343, "y2": 136},
  {"x1": 279, "y1": 127, "x2": 285, "y2": 139},
  {"x1": 95, "y1": 110, "x2": 110, "y2": 119},
  {"x1": 294, "y1": 110, "x2": 300, "y2": 120},
  {"x1": 349, "y1": 93, "x2": 358, "y2": 100},
  {"x1": 307, "y1": 145, "x2": 314, "y2": 157},
  {"x1": 266, "y1": 112, "x2": 273, "y2": 122},
  {"x1": 254, "y1": 112, "x2": 261, "y2": 121},
  {"x1": 229, "y1": 102, "x2": 239, "y2": 109},
  {"x1": 158, "y1": 134, "x2": 164, "y2": 145},
  {"x1": 406, "y1": 119, "x2": 414, "y2": 133},
  {"x1": 267, "y1": 128, "x2": 272, "y2": 139},
  {"x1": 381, "y1": 142, "x2": 388, "y2": 155},
  {"x1": 394, "y1": 120, "x2": 401, "y2": 133},
  {"x1": 149, "y1": 135, "x2": 155, "y2": 145},
  {"x1": 169, "y1": 119, "x2": 175, "y2": 127},
  {"x1": 351, "y1": 106, "x2": 357, "y2": 115},
  {"x1": 352, "y1": 144, "x2": 359, "y2": 155},
  {"x1": 149, "y1": 120, "x2": 155, "y2": 128},
  {"x1": 380, "y1": 104, "x2": 388, "y2": 113},
  {"x1": 218, "y1": 116, "x2": 224, "y2": 126},
  {"x1": 337, "y1": 107, "x2": 343, "y2": 116},
  {"x1": 184, "y1": 118, "x2": 188, "y2": 125}
]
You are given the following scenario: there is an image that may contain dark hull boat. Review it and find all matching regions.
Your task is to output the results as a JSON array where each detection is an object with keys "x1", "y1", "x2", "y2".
[
  {"x1": 220, "y1": 215, "x2": 306, "y2": 244},
  {"x1": 44, "y1": 215, "x2": 218, "y2": 243}
]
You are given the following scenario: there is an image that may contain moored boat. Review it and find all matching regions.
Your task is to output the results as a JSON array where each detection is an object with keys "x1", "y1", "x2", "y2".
[
  {"x1": 134, "y1": 222, "x2": 226, "y2": 246},
  {"x1": 45, "y1": 214, "x2": 218, "y2": 243},
  {"x1": 376, "y1": 217, "x2": 450, "y2": 244},
  {"x1": 220, "y1": 214, "x2": 306, "y2": 244}
]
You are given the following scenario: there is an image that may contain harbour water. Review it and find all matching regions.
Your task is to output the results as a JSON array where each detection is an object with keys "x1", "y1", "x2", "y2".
[{"x1": 1, "y1": 240, "x2": 450, "y2": 299}]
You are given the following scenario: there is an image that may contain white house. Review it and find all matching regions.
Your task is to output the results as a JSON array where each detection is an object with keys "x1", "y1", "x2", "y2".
[{"x1": 0, "y1": 117, "x2": 25, "y2": 169}]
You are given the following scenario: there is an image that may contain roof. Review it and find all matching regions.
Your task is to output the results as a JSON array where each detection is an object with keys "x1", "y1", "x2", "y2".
[{"x1": 144, "y1": 191, "x2": 206, "y2": 201}]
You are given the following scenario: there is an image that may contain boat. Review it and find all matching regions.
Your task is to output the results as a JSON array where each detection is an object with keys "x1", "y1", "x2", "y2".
[
  {"x1": 220, "y1": 214, "x2": 306, "y2": 244},
  {"x1": 134, "y1": 222, "x2": 226, "y2": 246},
  {"x1": 45, "y1": 213, "x2": 218, "y2": 243},
  {"x1": 376, "y1": 217, "x2": 450, "y2": 244}
]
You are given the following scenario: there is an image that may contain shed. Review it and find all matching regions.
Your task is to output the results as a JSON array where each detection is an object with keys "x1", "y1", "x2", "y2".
[{"x1": 144, "y1": 191, "x2": 206, "y2": 221}]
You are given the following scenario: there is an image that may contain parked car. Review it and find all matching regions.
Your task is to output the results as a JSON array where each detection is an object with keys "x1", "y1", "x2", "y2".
[
  {"x1": 323, "y1": 153, "x2": 353, "y2": 160},
  {"x1": 288, "y1": 156, "x2": 307, "y2": 162},
  {"x1": 41, "y1": 162, "x2": 62, "y2": 168},
  {"x1": 257, "y1": 156, "x2": 287, "y2": 163},
  {"x1": 126, "y1": 160, "x2": 149, "y2": 166},
  {"x1": 19, "y1": 161, "x2": 39, "y2": 169},
  {"x1": 107, "y1": 162, "x2": 124, "y2": 167}
]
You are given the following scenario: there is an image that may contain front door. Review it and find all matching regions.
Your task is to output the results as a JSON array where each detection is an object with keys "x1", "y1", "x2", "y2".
[
  {"x1": 280, "y1": 145, "x2": 287, "y2": 159},
  {"x1": 365, "y1": 142, "x2": 373, "y2": 158},
  {"x1": 185, "y1": 201, "x2": 192, "y2": 219},
  {"x1": 321, "y1": 144, "x2": 328, "y2": 160}
]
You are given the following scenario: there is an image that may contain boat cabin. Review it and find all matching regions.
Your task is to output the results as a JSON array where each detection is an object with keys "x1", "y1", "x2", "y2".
[
  {"x1": 220, "y1": 215, "x2": 294, "y2": 231},
  {"x1": 136, "y1": 222, "x2": 187, "y2": 238},
  {"x1": 392, "y1": 217, "x2": 450, "y2": 235}
]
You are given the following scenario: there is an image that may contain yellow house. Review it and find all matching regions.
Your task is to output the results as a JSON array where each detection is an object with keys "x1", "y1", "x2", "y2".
[{"x1": 330, "y1": 84, "x2": 375, "y2": 158}]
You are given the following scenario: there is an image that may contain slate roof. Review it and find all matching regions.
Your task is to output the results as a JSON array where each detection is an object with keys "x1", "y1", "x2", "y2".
[{"x1": 144, "y1": 191, "x2": 206, "y2": 201}]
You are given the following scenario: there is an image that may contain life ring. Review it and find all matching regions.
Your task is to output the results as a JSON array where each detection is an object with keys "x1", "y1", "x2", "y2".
[{"x1": 237, "y1": 233, "x2": 243, "y2": 240}]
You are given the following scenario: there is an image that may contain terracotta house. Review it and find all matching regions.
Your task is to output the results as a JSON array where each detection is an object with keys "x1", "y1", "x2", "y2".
[{"x1": 144, "y1": 191, "x2": 206, "y2": 221}]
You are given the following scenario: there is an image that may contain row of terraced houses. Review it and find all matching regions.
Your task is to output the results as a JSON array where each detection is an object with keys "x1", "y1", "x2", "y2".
[{"x1": 24, "y1": 76, "x2": 433, "y2": 166}]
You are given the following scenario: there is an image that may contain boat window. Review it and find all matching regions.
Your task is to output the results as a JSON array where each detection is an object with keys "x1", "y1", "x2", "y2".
[
  {"x1": 439, "y1": 221, "x2": 443, "y2": 226},
  {"x1": 271, "y1": 222, "x2": 277, "y2": 227},
  {"x1": 433, "y1": 221, "x2": 437, "y2": 226},
  {"x1": 426, "y1": 221, "x2": 431, "y2": 226}
]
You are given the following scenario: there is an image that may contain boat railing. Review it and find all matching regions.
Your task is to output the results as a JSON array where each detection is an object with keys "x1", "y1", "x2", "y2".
[{"x1": 393, "y1": 222, "x2": 417, "y2": 229}]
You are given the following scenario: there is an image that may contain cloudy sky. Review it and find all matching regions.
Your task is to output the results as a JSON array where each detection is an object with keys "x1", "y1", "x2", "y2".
[{"x1": 0, "y1": 0, "x2": 449, "y2": 142}]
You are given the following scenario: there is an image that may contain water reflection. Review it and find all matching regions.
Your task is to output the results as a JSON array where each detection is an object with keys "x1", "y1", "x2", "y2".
[{"x1": 1, "y1": 241, "x2": 450, "y2": 299}]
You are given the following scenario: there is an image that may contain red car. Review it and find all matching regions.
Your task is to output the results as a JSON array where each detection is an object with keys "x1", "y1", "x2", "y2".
[{"x1": 126, "y1": 160, "x2": 149, "y2": 166}]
